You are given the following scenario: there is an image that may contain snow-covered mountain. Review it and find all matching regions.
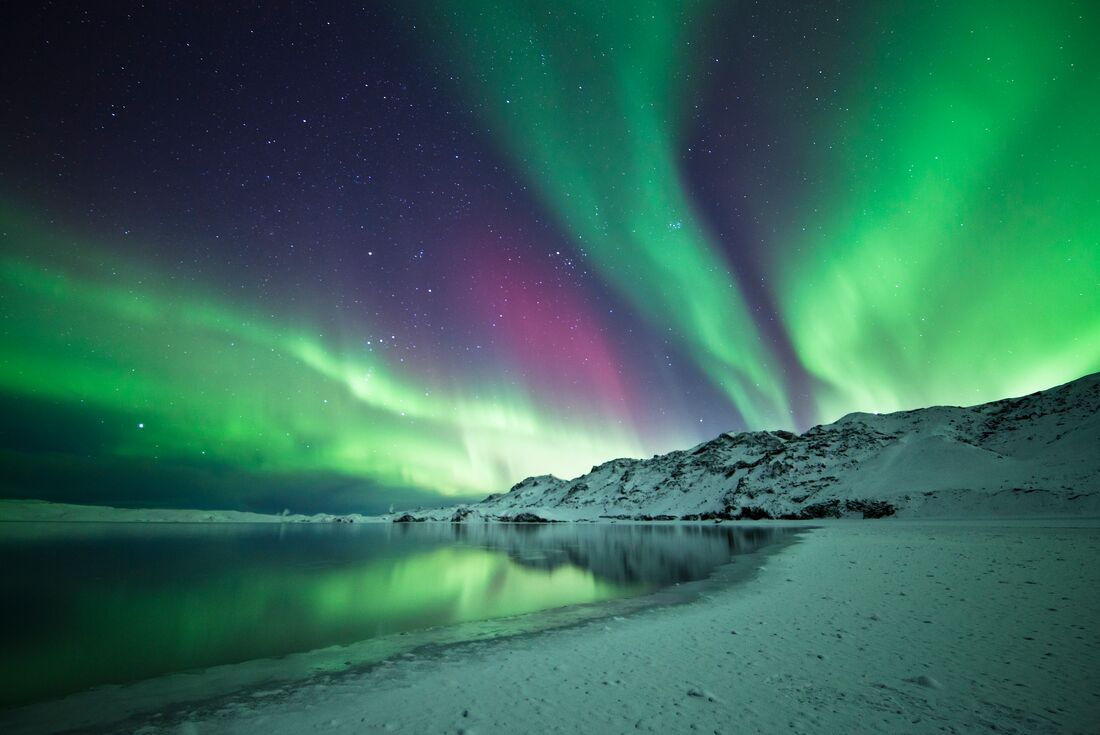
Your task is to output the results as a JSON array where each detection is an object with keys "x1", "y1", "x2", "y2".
[{"x1": 423, "y1": 373, "x2": 1100, "y2": 521}]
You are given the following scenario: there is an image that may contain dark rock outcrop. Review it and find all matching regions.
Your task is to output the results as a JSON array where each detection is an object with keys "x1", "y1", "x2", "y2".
[{"x1": 498, "y1": 512, "x2": 555, "y2": 523}]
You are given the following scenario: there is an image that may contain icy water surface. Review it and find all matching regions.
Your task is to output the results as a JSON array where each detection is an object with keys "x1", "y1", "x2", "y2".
[{"x1": 0, "y1": 521, "x2": 793, "y2": 713}]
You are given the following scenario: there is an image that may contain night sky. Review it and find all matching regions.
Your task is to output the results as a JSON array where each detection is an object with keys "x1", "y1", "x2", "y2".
[{"x1": 1, "y1": 1, "x2": 1097, "y2": 513}]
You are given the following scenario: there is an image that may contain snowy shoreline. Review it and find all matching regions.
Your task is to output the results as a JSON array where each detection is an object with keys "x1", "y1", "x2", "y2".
[
  {"x1": 155, "y1": 520, "x2": 1100, "y2": 734},
  {"x1": 0, "y1": 499, "x2": 383, "y2": 524},
  {"x1": 5, "y1": 519, "x2": 1096, "y2": 734},
  {"x1": 2, "y1": 497, "x2": 1096, "y2": 526}
]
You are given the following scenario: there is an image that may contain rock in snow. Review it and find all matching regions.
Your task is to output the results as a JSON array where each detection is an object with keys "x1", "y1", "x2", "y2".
[
  {"x1": 459, "y1": 373, "x2": 1100, "y2": 521},
  {"x1": 497, "y1": 512, "x2": 555, "y2": 523}
]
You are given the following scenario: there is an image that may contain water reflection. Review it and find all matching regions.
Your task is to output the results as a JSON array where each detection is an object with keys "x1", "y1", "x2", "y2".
[
  {"x1": 421, "y1": 521, "x2": 786, "y2": 585},
  {"x1": 0, "y1": 522, "x2": 790, "y2": 708}
]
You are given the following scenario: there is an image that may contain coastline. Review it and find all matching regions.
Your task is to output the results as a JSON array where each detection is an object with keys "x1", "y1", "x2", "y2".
[
  {"x1": 38, "y1": 518, "x2": 1099, "y2": 734},
  {"x1": 4, "y1": 497, "x2": 1095, "y2": 525},
  {"x1": 0, "y1": 499, "x2": 377, "y2": 524},
  {"x1": 0, "y1": 522, "x2": 803, "y2": 734}
]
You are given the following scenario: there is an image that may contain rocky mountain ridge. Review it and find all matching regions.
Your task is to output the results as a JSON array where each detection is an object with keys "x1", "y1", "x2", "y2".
[{"x1": 417, "y1": 373, "x2": 1100, "y2": 521}]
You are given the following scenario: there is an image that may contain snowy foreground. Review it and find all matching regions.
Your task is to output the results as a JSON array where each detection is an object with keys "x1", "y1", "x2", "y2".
[{"x1": 16, "y1": 520, "x2": 1092, "y2": 735}]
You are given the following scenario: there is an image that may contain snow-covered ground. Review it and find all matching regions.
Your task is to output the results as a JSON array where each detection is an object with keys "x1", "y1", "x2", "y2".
[{"x1": 18, "y1": 519, "x2": 1092, "y2": 735}]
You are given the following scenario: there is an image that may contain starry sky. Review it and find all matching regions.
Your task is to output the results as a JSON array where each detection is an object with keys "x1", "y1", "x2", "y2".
[{"x1": 1, "y1": 1, "x2": 1097, "y2": 513}]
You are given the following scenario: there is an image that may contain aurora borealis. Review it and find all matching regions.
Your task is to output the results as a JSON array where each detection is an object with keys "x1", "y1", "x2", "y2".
[{"x1": 0, "y1": 1, "x2": 1097, "y2": 512}]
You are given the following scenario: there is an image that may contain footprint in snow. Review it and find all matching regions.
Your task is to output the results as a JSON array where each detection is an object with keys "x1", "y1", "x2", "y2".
[
  {"x1": 905, "y1": 675, "x2": 942, "y2": 690},
  {"x1": 687, "y1": 687, "x2": 720, "y2": 702}
]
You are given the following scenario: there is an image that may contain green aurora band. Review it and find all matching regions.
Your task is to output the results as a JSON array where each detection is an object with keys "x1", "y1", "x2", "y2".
[
  {"x1": 776, "y1": 1, "x2": 1100, "y2": 418},
  {"x1": 428, "y1": 0, "x2": 793, "y2": 429},
  {"x1": 432, "y1": 0, "x2": 1099, "y2": 424},
  {"x1": 0, "y1": 206, "x2": 646, "y2": 501}
]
